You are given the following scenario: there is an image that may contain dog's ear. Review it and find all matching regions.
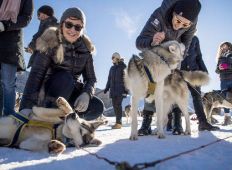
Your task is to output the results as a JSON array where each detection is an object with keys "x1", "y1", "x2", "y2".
[
  {"x1": 91, "y1": 121, "x2": 105, "y2": 130},
  {"x1": 168, "y1": 44, "x2": 177, "y2": 54}
]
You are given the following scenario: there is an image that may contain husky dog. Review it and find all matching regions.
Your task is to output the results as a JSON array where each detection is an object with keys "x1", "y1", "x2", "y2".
[
  {"x1": 202, "y1": 90, "x2": 232, "y2": 123},
  {"x1": 125, "y1": 40, "x2": 185, "y2": 140},
  {"x1": 124, "y1": 104, "x2": 142, "y2": 124},
  {"x1": 0, "y1": 97, "x2": 104, "y2": 154}
]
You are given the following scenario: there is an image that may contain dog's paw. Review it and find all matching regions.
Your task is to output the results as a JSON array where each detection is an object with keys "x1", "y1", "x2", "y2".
[
  {"x1": 56, "y1": 97, "x2": 72, "y2": 114},
  {"x1": 88, "y1": 138, "x2": 102, "y2": 147},
  {"x1": 184, "y1": 130, "x2": 191, "y2": 135},
  {"x1": 157, "y1": 132, "x2": 165, "y2": 139},
  {"x1": 48, "y1": 140, "x2": 66, "y2": 154},
  {"x1": 129, "y1": 134, "x2": 138, "y2": 140}
]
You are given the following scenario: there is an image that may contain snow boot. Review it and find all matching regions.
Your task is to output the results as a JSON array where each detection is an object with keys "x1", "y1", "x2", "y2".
[
  {"x1": 166, "y1": 112, "x2": 173, "y2": 131},
  {"x1": 172, "y1": 108, "x2": 183, "y2": 135},
  {"x1": 138, "y1": 110, "x2": 153, "y2": 136},
  {"x1": 198, "y1": 121, "x2": 220, "y2": 131}
]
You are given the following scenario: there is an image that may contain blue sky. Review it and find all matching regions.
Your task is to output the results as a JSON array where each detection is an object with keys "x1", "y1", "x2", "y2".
[{"x1": 23, "y1": 0, "x2": 232, "y2": 92}]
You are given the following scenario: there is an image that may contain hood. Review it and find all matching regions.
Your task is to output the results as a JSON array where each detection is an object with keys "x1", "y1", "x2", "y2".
[{"x1": 36, "y1": 27, "x2": 96, "y2": 63}]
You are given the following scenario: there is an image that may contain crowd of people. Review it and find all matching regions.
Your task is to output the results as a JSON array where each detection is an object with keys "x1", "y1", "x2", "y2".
[{"x1": 0, "y1": 0, "x2": 231, "y2": 139}]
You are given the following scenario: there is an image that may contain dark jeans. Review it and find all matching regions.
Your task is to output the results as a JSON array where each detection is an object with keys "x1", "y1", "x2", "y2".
[
  {"x1": 220, "y1": 79, "x2": 232, "y2": 113},
  {"x1": 173, "y1": 85, "x2": 207, "y2": 123},
  {"x1": 112, "y1": 96, "x2": 123, "y2": 124},
  {"x1": 44, "y1": 71, "x2": 103, "y2": 121}
]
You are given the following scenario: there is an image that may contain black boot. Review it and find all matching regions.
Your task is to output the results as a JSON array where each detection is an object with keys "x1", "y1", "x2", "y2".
[
  {"x1": 198, "y1": 121, "x2": 220, "y2": 131},
  {"x1": 166, "y1": 112, "x2": 173, "y2": 131},
  {"x1": 138, "y1": 110, "x2": 153, "y2": 136},
  {"x1": 172, "y1": 108, "x2": 183, "y2": 135}
]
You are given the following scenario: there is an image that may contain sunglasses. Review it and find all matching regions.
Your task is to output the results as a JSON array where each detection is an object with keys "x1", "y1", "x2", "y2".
[
  {"x1": 174, "y1": 14, "x2": 192, "y2": 29},
  {"x1": 64, "y1": 21, "x2": 83, "y2": 32}
]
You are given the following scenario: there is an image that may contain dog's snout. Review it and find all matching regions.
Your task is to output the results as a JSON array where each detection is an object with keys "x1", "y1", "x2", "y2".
[{"x1": 67, "y1": 112, "x2": 78, "y2": 120}]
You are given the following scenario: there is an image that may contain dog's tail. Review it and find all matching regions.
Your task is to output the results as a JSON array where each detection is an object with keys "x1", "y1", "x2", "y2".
[{"x1": 181, "y1": 70, "x2": 210, "y2": 87}]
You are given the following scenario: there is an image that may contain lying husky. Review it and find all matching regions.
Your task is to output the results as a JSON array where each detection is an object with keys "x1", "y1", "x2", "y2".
[
  {"x1": 0, "y1": 97, "x2": 104, "y2": 154},
  {"x1": 124, "y1": 40, "x2": 185, "y2": 140},
  {"x1": 202, "y1": 90, "x2": 232, "y2": 123}
]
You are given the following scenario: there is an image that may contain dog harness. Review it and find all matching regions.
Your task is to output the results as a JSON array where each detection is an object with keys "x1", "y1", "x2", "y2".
[
  {"x1": 5, "y1": 112, "x2": 60, "y2": 147},
  {"x1": 143, "y1": 64, "x2": 156, "y2": 96}
]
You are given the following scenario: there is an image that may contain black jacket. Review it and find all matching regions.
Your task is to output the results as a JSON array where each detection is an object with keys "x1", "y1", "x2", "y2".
[
  {"x1": 20, "y1": 33, "x2": 96, "y2": 110},
  {"x1": 181, "y1": 36, "x2": 208, "y2": 72},
  {"x1": 0, "y1": 0, "x2": 33, "y2": 71},
  {"x1": 105, "y1": 61, "x2": 127, "y2": 98},
  {"x1": 136, "y1": 0, "x2": 197, "y2": 57}
]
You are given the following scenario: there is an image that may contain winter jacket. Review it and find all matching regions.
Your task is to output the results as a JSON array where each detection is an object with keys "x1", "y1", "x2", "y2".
[
  {"x1": 0, "y1": 0, "x2": 33, "y2": 71},
  {"x1": 216, "y1": 52, "x2": 232, "y2": 80},
  {"x1": 181, "y1": 36, "x2": 208, "y2": 72},
  {"x1": 136, "y1": 0, "x2": 197, "y2": 57},
  {"x1": 20, "y1": 27, "x2": 96, "y2": 110},
  {"x1": 27, "y1": 16, "x2": 58, "y2": 68},
  {"x1": 105, "y1": 61, "x2": 127, "y2": 98}
]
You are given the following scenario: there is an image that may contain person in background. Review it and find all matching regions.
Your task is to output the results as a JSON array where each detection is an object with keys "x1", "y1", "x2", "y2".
[
  {"x1": 104, "y1": 52, "x2": 127, "y2": 129},
  {"x1": 216, "y1": 41, "x2": 232, "y2": 125},
  {"x1": 20, "y1": 7, "x2": 104, "y2": 121},
  {"x1": 26, "y1": 5, "x2": 58, "y2": 68},
  {"x1": 168, "y1": 36, "x2": 219, "y2": 135},
  {"x1": 0, "y1": 73, "x2": 3, "y2": 116},
  {"x1": 0, "y1": 0, "x2": 33, "y2": 116},
  {"x1": 136, "y1": 0, "x2": 218, "y2": 135}
]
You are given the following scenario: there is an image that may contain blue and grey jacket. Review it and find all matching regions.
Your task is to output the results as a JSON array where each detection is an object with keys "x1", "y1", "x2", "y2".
[{"x1": 136, "y1": 0, "x2": 197, "y2": 57}]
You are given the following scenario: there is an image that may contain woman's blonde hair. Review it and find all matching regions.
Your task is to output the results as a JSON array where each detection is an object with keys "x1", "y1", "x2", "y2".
[{"x1": 216, "y1": 41, "x2": 232, "y2": 61}]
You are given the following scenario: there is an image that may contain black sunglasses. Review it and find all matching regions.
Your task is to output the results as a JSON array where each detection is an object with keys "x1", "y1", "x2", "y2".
[{"x1": 64, "y1": 21, "x2": 83, "y2": 32}]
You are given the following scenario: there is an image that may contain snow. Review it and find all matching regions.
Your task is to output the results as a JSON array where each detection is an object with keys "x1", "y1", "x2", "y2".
[{"x1": 1, "y1": 116, "x2": 232, "y2": 170}]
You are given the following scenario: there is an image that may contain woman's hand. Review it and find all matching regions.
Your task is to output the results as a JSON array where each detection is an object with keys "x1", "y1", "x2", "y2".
[{"x1": 151, "y1": 32, "x2": 165, "y2": 46}]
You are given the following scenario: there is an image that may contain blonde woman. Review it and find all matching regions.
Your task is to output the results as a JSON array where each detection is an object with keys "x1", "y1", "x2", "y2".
[{"x1": 20, "y1": 8, "x2": 103, "y2": 121}]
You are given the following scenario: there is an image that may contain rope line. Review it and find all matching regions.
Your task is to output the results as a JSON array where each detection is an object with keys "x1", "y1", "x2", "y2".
[{"x1": 81, "y1": 135, "x2": 232, "y2": 170}]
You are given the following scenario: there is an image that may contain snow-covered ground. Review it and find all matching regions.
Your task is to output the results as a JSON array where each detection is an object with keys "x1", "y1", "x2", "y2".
[{"x1": 1, "y1": 115, "x2": 232, "y2": 170}]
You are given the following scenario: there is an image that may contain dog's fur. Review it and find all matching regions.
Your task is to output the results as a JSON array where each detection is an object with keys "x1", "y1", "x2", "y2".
[
  {"x1": 202, "y1": 90, "x2": 232, "y2": 123},
  {"x1": 125, "y1": 41, "x2": 210, "y2": 140},
  {"x1": 125, "y1": 41, "x2": 185, "y2": 140},
  {"x1": 0, "y1": 97, "x2": 104, "y2": 154}
]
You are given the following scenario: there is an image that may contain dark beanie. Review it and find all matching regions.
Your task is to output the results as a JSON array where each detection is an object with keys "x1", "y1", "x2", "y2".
[
  {"x1": 173, "y1": 0, "x2": 201, "y2": 22},
  {"x1": 38, "y1": 5, "x2": 54, "y2": 17},
  {"x1": 60, "y1": 8, "x2": 86, "y2": 26}
]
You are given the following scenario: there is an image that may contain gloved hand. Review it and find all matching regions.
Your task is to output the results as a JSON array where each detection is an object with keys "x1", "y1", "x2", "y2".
[
  {"x1": 74, "y1": 92, "x2": 90, "y2": 112},
  {"x1": 0, "y1": 22, "x2": 5, "y2": 32},
  {"x1": 103, "y1": 89, "x2": 108, "y2": 94}
]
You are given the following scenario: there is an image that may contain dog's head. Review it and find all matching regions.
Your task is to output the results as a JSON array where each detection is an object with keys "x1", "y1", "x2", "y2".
[
  {"x1": 145, "y1": 40, "x2": 185, "y2": 70},
  {"x1": 62, "y1": 112, "x2": 104, "y2": 148}
]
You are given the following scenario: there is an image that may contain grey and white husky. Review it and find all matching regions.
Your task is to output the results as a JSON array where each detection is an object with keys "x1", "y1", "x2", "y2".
[
  {"x1": 125, "y1": 40, "x2": 209, "y2": 140},
  {"x1": 0, "y1": 97, "x2": 104, "y2": 154}
]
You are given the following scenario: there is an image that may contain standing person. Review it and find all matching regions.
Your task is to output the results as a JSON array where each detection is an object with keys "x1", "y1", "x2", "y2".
[
  {"x1": 216, "y1": 42, "x2": 232, "y2": 125},
  {"x1": 168, "y1": 36, "x2": 219, "y2": 135},
  {"x1": 136, "y1": 0, "x2": 218, "y2": 136},
  {"x1": 104, "y1": 52, "x2": 127, "y2": 129},
  {"x1": 0, "y1": 0, "x2": 33, "y2": 116},
  {"x1": 26, "y1": 5, "x2": 58, "y2": 68},
  {"x1": 20, "y1": 7, "x2": 104, "y2": 121}
]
